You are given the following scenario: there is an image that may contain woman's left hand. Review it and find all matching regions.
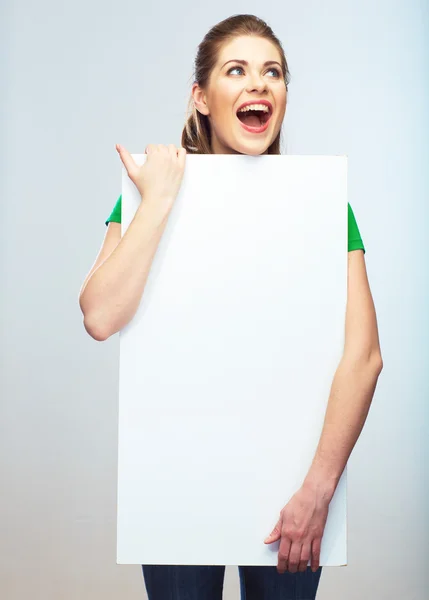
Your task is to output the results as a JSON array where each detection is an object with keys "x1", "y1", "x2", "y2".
[{"x1": 264, "y1": 481, "x2": 331, "y2": 574}]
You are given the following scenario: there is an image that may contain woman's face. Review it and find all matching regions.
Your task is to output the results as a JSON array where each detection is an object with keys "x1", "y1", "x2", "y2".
[{"x1": 192, "y1": 35, "x2": 287, "y2": 155}]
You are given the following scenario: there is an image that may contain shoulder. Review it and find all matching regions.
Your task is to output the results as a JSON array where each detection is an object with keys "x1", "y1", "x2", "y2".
[
  {"x1": 348, "y1": 203, "x2": 365, "y2": 254},
  {"x1": 105, "y1": 195, "x2": 122, "y2": 226}
]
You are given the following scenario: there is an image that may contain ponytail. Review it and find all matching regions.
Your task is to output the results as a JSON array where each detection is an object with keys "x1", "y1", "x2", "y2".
[{"x1": 181, "y1": 97, "x2": 212, "y2": 154}]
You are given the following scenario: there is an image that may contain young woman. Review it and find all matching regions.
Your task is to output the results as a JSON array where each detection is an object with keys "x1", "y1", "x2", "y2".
[{"x1": 79, "y1": 14, "x2": 383, "y2": 600}]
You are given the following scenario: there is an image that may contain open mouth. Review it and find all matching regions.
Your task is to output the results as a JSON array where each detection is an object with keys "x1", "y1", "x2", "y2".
[{"x1": 236, "y1": 106, "x2": 272, "y2": 129}]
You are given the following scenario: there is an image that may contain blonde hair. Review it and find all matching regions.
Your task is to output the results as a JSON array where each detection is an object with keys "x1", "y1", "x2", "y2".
[{"x1": 181, "y1": 14, "x2": 291, "y2": 155}]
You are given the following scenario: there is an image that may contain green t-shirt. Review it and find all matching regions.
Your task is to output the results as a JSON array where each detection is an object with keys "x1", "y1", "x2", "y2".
[{"x1": 106, "y1": 195, "x2": 365, "y2": 254}]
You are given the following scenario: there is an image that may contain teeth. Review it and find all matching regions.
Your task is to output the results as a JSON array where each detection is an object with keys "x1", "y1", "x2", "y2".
[{"x1": 238, "y1": 104, "x2": 270, "y2": 113}]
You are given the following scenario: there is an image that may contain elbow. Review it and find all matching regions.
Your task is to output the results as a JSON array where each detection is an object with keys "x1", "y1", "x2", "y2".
[
  {"x1": 79, "y1": 293, "x2": 112, "y2": 341},
  {"x1": 375, "y1": 353, "x2": 383, "y2": 373},
  {"x1": 83, "y1": 314, "x2": 112, "y2": 342},
  {"x1": 370, "y1": 348, "x2": 383, "y2": 374},
  {"x1": 79, "y1": 295, "x2": 134, "y2": 341},
  {"x1": 343, "y1": 348, "x2": 383, "y2": 374}
]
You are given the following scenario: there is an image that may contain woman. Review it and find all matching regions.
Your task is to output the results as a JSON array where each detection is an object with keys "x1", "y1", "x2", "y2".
[{"x1": 79, "y1": 14, "x2": 383, "y2": 600}]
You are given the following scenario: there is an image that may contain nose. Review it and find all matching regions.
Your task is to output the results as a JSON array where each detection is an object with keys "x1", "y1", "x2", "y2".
[{"x1": 245, "y1": 72, "x2": 268, "y2": 94}]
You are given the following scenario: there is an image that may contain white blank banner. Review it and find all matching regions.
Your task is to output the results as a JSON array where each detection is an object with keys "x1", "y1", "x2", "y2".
[{"x1": 117, "y1": 155, "x2": 348, "y2": 566}]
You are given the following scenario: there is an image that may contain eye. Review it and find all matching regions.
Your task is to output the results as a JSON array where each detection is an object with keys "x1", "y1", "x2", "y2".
[
  {"x1": 227, "y1": 65, "x2": 281, "y2": 78},
  {"x1": 228, "y1": 66, "x2": 244, "y2": 76},
  {"x1": 267, "y1": 67, "x2": 281, "y2": 77}
]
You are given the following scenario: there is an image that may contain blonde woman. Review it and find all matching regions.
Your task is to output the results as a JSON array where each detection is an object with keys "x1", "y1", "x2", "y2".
[{"x1": 79, "y1": 14, "x2": 383, "y2": 600}]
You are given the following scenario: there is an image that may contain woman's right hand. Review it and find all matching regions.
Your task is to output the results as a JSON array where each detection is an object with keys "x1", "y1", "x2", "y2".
[{"x1": 116, "y1": 143, "x2": 187, "y2": 214}]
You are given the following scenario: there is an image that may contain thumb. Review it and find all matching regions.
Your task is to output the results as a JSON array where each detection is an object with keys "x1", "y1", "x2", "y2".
[
  {"x1": 116, "y1": 144, "x2": 137, "y2": 178},
  {"x1": 264, "y1": 519, "x2": 282, "y2": 544}
]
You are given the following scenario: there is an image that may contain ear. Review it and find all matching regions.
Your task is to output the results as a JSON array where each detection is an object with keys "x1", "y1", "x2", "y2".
[{"x1": 192, "y1": 82, "x2": 210, "y2": 116}]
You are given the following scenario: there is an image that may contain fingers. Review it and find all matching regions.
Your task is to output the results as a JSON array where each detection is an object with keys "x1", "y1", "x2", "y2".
[
  {"x1": 116, "y1": 144, "x2": 137, "y2": 177},
  {"x1": 146, "y1": 143, "x2": 186, "y2": 171},
  {"x1": 277, "y1": 534, "x2": 321, "y2": 574},
  {"x1": 266, "y1": 515, "x2": 282, "y2": 542},
  {"x1": 122, "y1": 143, "x2": 185, "y2": 174},
  {"x1": 145, "y1": 144, "x2": 156, "y2": 155},
  {"x1": 168, "y1": 144, "x2": 177, "y2": 159},
  {"x1": 277, "y1": 535, "x2": 291, "y2": 574},
  {"x1": 286, "y1": 542, "x2": 302, "y2": 574},
  {"x1": 264, "y1": 521, "x2": 281, "y2": 544},
  {"x1": 169, "y1": 144, "x2": 186, "y2": 170},
  {"x1": 310, "y1": 538, "x2": 321, "y2": 572},
  {"x1": 178, "y1": 147, "x2": 187, "y2": 169},
  {"x1": 297, "y1": 542, "x2": 312, "y2": 572},
  {"x1": 144, "y1": 144, "x2": 185, "y2": 158}
]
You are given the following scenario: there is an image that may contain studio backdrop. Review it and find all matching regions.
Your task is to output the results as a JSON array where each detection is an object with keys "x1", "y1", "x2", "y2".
[{"x1": 1, "y1": 1, "x2": 428, "y2": 599}]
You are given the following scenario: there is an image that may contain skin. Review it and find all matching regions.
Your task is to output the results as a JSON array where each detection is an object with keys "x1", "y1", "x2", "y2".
[{"x1": 192, "y1": 35, "x2": 287, "y2": 156}]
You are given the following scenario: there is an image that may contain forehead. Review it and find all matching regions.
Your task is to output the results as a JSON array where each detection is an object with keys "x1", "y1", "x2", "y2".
[{"x1": 216, "y1": 35, "x2": 282, "y2": 67}]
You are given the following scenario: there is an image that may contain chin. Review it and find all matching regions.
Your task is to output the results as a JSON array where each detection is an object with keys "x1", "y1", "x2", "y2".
[
  {"x1": 233, "y1": 129, "x2": 279, "y2": 156},
  {"x1": 232, "y1": 139, "x2": 273, "y2": 156}
]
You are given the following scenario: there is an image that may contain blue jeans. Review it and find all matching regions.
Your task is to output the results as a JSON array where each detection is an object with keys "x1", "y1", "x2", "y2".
[{"x1": 142, "y1": 565, "x2": 323, "y2": 599}]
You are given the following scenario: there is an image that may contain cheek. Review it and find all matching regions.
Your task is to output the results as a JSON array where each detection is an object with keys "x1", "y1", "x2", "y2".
[
  {"x1": 273, "y1": 93, "x2": 287, "y2": 122},
  {"x1": 210, "y1": 86, "x2": 237, "y2": 120},
  {"x1": 209, "y1": 100, "x2": 237, "y2": 139},
  {"x1": 274, "y1": 83, "x2": 286, "y2": 99}
]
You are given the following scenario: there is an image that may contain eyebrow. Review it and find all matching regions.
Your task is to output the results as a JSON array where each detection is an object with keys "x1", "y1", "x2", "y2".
[{"x1": 221, "y1": 59, "x2": 282, "y2": 70}]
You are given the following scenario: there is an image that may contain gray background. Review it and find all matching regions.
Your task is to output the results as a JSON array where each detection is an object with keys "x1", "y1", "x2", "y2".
[{"x1": 1, "y1": 1, "x2": 428, "y2": 599}]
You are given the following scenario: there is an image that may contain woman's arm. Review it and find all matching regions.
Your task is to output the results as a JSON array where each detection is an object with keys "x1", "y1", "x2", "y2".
[
  {"x1": 265, "y1": 249, "x2": 383, "y2": 573},
  {"x1": 79, "y1": 144, "x2": 186, "y2": 341},
  {"x1": 79, "y1": 201, "x2": 170, "y2": 341},
  {"x1": 303, "y1": 249, "x2": 383, "y2": 498}
]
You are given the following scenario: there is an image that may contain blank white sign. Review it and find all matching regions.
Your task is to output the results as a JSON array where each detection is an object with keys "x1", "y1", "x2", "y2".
[{"x1": 117, "y1": 155, "x2": 348, "y2": 566}]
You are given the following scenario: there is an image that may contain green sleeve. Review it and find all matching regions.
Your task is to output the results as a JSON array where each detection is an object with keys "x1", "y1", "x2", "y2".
[
  {"x1": 348, "y1": 202, "x2": 365, "y2": 254},
  {"x1": 105, "y1": 196, "x2": 365, "y2": 254},
  {"x1": 105, "y1": 194, "x2": 122, "y2": 226}
]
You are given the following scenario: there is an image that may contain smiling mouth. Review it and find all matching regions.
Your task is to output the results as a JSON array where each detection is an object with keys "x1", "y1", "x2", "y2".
[{"x1": 236, "y1": 108, "x2": 271, "y2": 128}]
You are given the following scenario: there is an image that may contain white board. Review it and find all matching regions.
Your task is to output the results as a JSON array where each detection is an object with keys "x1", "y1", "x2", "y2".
[{"x1": 117, "y1": 154, "x2": 348, "y2": 566}]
